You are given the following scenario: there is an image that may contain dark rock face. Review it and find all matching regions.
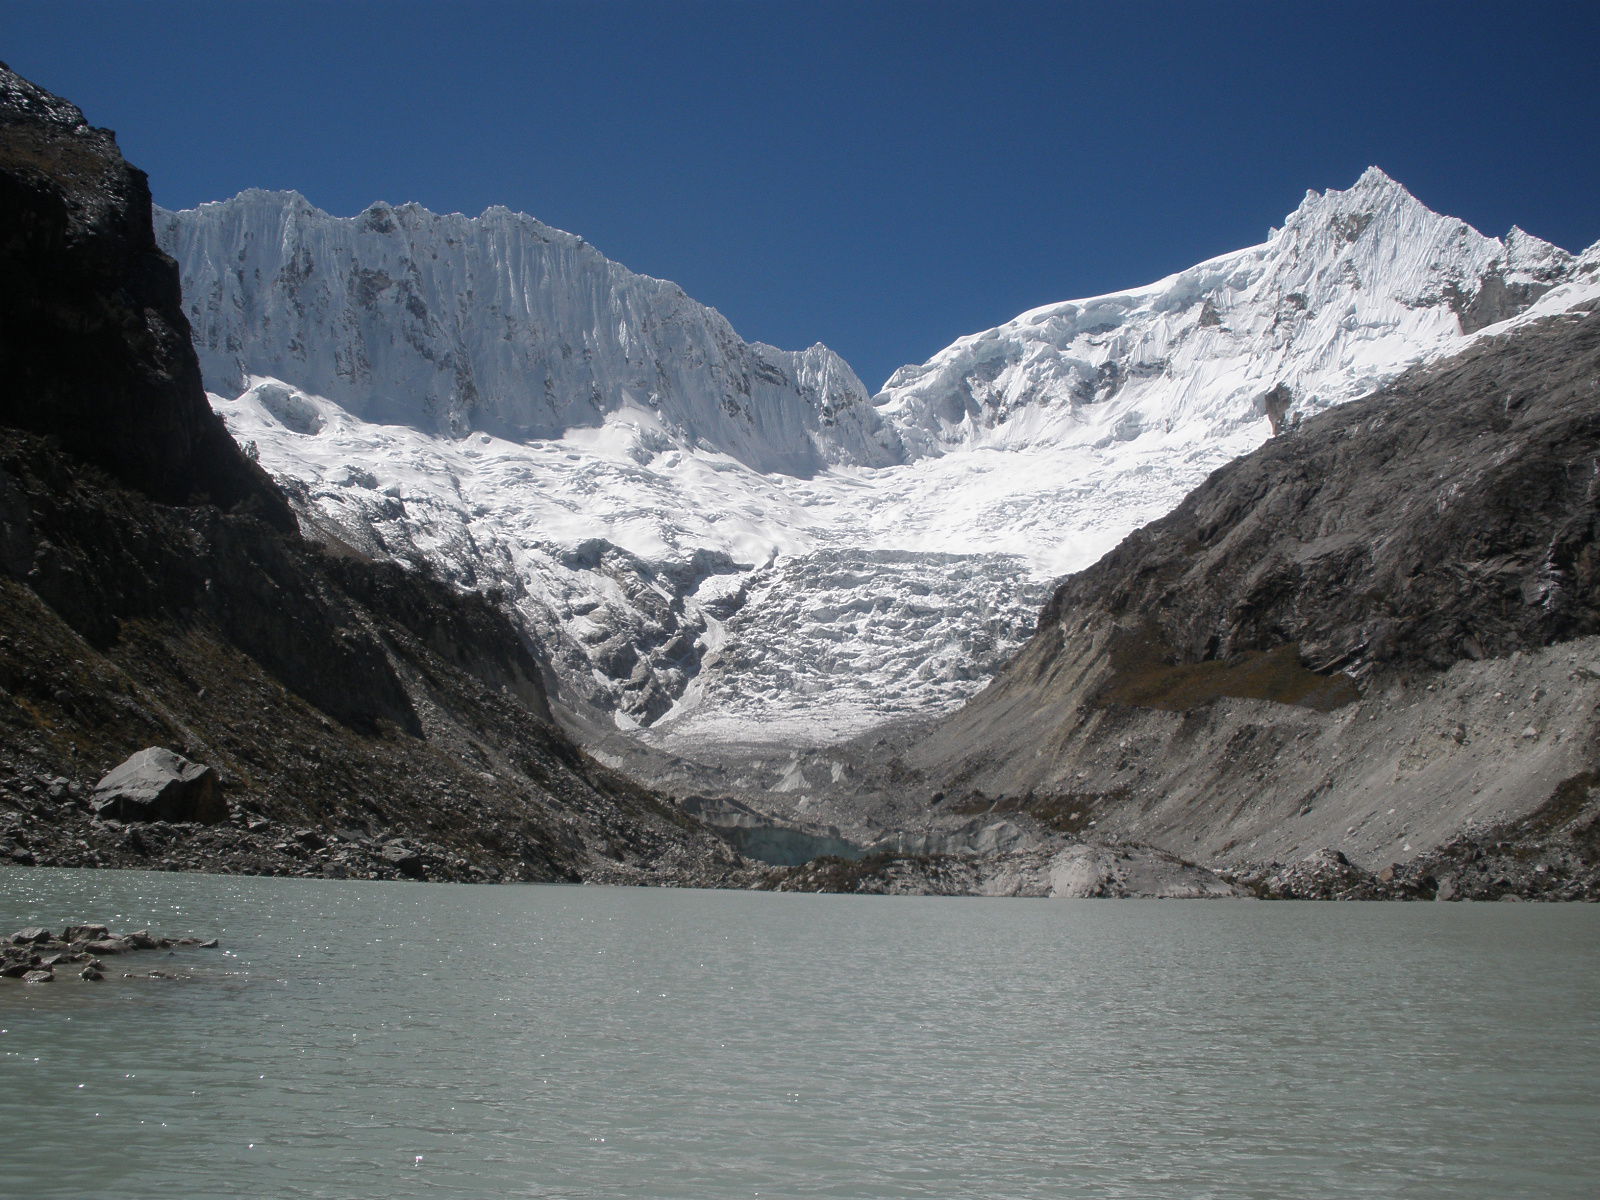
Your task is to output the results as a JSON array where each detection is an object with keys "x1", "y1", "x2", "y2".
[
  {"x1": 92, "y1": 747, "x2": 225, "y2": 825},
  {"x1": 906, "y1": 308, "x2": 1600, "y2": 882},
  {"x1": 0, "y1": 414, "x2": 426, "y2": 737},
  {"x1": 379, "y1": 840, "x2": 426, "y2": 879},
  {"x1": 0, "y1": 65, "x2": 743, "y2": 887},
  {"x1": 1039, "y1": 307, "x2": 1600, "y2": 682},
  {"x1": 0, "y1": 64, "x2": 291, "y2": 527},
  {"x1": 1449, "y1": 270, "x2": 1559, "y2": 335}
]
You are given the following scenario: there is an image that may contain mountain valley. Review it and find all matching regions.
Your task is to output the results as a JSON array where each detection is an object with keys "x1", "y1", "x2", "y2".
[
  {"x1": 157, "y1": 171, "x2": 1600, "y2": 765},
  {"x1": 3, "y1": 58, "x2": 1599, "y2": 898}
]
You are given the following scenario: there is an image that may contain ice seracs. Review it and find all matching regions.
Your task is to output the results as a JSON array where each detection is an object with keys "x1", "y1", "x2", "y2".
[
  {"x1": 211, "y1": 377, "x2": 1047, "y2": 738},
  {"x1": 160, "y1": 172, "x2": 1598, "y2": 750}
]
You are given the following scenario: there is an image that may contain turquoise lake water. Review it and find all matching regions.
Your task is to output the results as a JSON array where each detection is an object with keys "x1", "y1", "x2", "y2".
[{"x1": 1, "y1": 868, "x2": 1596, "y2": 1199}]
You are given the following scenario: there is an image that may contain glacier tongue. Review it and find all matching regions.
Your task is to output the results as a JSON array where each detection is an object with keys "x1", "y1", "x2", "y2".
[
  {"x1": 163, "y1": 173, "x2": 1599, "y2": 750},
  {"x1": 213, "y1": 379, "x2": 1048, "y2": 738}
]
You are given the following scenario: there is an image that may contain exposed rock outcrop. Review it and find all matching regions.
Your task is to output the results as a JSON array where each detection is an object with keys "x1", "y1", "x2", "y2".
[
  {"x1": 0, "y1": 63, "x2": 740, "y2": 886},
  {"x1": 0, "y1": 65, "x2": 290, "y2": 526},
  {"x1": 1, "y1": 923, "x2": 220, "y2": 984},
  {"x1": 91, "y1": 747, "x2": 225, "y2": 824},
  {"x1": 901, "y1": 306, "x2": 1600, "y2": 882}
]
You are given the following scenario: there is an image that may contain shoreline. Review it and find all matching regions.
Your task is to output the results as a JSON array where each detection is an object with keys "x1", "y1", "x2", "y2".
[{"x1": 3, "y1": 807, "x2": 1594, "y2": 901}]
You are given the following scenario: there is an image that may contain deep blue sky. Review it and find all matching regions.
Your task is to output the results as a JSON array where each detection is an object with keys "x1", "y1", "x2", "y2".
[{"x1": 7, "y1": 1, "x2": 1598, "y2": 389}]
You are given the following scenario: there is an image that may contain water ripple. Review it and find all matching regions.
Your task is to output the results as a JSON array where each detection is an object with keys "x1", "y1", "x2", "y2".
[{"x1": 2, "y1": 872, "x2": 1597, "y2": 1198}]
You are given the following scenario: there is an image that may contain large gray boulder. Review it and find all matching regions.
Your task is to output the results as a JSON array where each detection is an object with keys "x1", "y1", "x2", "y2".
[{"x1": 91, "y1": 748, "x2": 226, "y2": 825}]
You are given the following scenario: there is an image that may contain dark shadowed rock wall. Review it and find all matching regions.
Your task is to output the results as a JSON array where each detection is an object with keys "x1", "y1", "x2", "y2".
[
  {"x1": 0, "y1": 64, "x2": 738, "y2": 884},
  {"x1": 0, "y1": 64, "x2": 291, "y2": 527},
  {"x1": 1036, "y1": 308, "x2": 1600, "y2": 680}
]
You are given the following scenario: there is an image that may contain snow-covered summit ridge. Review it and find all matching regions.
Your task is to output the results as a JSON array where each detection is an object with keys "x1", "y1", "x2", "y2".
[
  {"x1": 874, "y1": 167, "x2": 1583, "y2": 456},
  {"x1": 164, "y1": 170, "x2": 1598, "y2": 749},
  {"x1": 157, "y1": 190, "x2": 898, "y2": 476}
]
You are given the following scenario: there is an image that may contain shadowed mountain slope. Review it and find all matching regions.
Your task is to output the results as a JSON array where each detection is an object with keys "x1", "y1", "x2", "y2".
[
  {"x1": 904, "y1": 306, "x2": 1600, "y2": 876},
  {"x1": 0, "y1": 63, "x2": 739, "y2": 884}
]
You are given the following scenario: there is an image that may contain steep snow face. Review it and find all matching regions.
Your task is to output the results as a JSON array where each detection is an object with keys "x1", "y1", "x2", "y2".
[
  {"x1": 157, "y1": 191, "x2": 898, "y2": 476},
  {"x1": 164, "y1": 173, "x2": 1598, "y2": 749},
  {"x1": 876, "y1": 168, "x2": 1575, "y2": 455}
]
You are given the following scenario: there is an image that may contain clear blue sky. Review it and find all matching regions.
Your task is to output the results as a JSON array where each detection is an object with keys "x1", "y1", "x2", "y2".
[{"x1": 6, "y1": 0, "x2": 1597, "y2": 389}]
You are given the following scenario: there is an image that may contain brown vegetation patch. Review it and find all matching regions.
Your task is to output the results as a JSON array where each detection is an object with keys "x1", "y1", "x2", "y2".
[{"x1": 1094, "y1": 627, "x2": 1359, "y2": 712}]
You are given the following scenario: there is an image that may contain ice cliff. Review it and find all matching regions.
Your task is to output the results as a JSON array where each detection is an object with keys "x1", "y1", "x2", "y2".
[{"x1": 159, "y1": 191, "x2": 897, "y2": 476}]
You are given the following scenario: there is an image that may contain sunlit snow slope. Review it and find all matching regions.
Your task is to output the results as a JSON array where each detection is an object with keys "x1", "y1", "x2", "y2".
[
  {"x1": 158, "y1": 171, "x2": 1600, "y2": 748},
  {"x1": 159, "y1": 190, "x2": 897, "y2": 475}
]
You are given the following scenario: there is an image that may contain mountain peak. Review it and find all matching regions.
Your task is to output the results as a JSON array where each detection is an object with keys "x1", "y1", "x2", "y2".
[
  {"x1": 1335, "y1": 166, "x2": 1416, "y2": 208},
  {"x1": 1503, "y1": 224, "x2": 1573, "y2": 271},
  {"x1": 1288, "y1": 166, "x2": 1428, "y2": 230},
  {"x1": 1352, "y1": 164, "x2": 1403, "y2": 192},
  {"x1": 180, "y1": 187, "x2": 318, "y2": 218},
  {"x1": 0, "y1": 61, "x2": 94, "y2": 134},
  {"x1": 874, "y1": 164, "x2": 1595, "y2": 462}
]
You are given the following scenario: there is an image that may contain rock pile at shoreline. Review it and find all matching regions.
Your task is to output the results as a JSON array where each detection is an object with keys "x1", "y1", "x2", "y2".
[
  {"x1": 0, "y1": 800, "x2": 536, "y2": 883},
  {"x1": 1229, "y1": 822, "x2": 1600, "y2": 901},
  {"x1": 2, "y1": 924, "x2": 219, "y2": 983},
  {"x1": 762, "y1": 838, "x2": 1244, "y2": 898}
]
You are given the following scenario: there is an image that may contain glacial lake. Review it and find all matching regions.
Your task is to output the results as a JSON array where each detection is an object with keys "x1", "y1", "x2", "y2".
[{"x1": 1, "y1": 869, "x2": 1596, "y2": 1200}]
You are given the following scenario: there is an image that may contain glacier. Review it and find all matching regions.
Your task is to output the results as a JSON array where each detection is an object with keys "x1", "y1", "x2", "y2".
[
  {"x1": 157, "y1": 170, "x2": 1600, "y2": 751},
  {"x1": 159, "y1": 189, "x2": 899, "y2": 475}
]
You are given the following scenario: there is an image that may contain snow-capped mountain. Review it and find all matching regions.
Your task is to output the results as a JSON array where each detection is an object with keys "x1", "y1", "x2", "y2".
[
  {"x1": 878, "y1": 168, "x2": 1578, "y2": 455},
  {"x1": 156, "y1": 173, "x2": 1599, "y2": 749},
  {"x1": 158, "y1": 190, "x2": 898, "y2": 476}
]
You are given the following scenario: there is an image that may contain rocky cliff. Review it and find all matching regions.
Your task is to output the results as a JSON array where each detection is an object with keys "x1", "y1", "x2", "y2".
[
  {"x1": 0, "y1": 69, "x2": 290, "y2": 525},
  {"x1": 901, "y1": 305, "x2": 1600, "y2": 893},
  {"x1": 0, "y1": 63, "x2": 742, "y2": 884}
]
